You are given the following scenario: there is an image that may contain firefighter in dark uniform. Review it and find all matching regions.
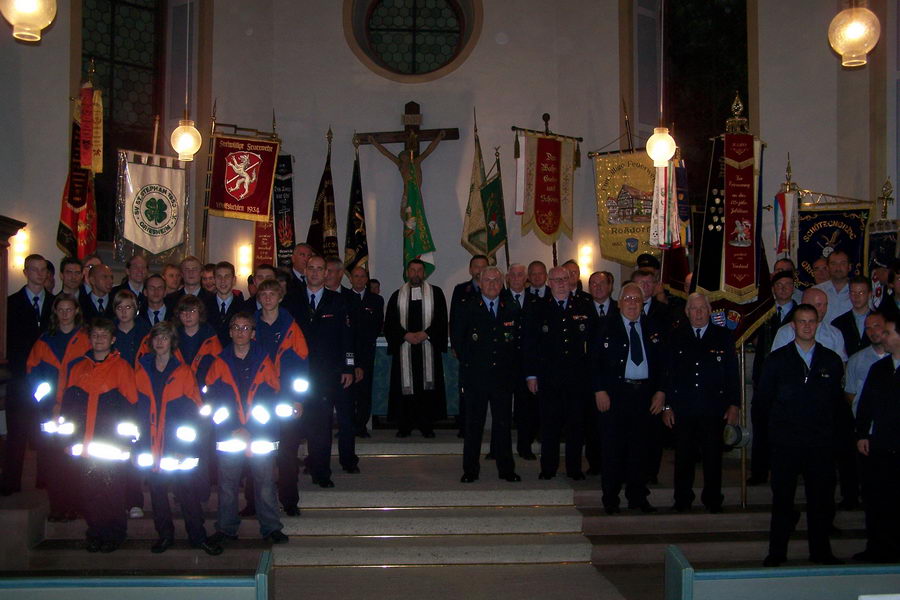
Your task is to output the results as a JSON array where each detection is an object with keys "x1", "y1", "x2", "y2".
[
  {"x1": 756, "y1": 304, "x2": 844, "y2": 567},
  {"x1": 524, "y1": 266, "x2": 598, "y2": 480},
  {"x1": 593, "y1": 282, "x2": 666, "y2": 514},
  {"x1": 662, "y1": 292, "x2": 740, "y2": 513},
  {"x1": 451, "y1": 267, "x2": 523, "y2": 483}
]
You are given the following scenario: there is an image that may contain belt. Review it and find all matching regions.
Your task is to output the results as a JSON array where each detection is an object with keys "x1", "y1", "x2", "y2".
[{"x1": 623, "y1": 378, "x2": 649, "y2": 385}]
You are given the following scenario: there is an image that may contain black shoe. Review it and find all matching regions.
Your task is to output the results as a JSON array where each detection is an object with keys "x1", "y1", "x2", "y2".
[
  {"x1": 239, "y1": 506, "x2": 256, "y2": 517},
  {"x1": 630, "y1": 502, "x2": 657, "y2": 514},
  {"x1": 706, "y1": 505, "x2": 724, "y2": 514},
  {"x1": 538, "y1": 472, "x2": 555, "y2": 480},
  {"x1": 396, "y1": 431, "x2": 411, "y2": 438},
  {"x1": 86, "y1": 538, "x2": 101, "y2": 553},
  {"x1": 747, "y1": 476, "x2": 768, "y2": 486},
  {"x1": 267, "y1": 530, "x2": 289, "y2": 544},
  {"x1": 284, "y1": 506, "x2": 301, "y2": 517},
  {"x1": 763, "y1": 555, "x2": 784, "y2": 568},
  {"x1": 151, "y1": 537, "x2": 174, "y2": 554},
  {"x1": 460, "y1": 474, "x2": 478, "y2": 483},
  {"x1": 604, "y1": 506, "x2": 621, "y2": 515},
  {"x1": 518, "y1": 451, "x2": 537, "y2": 460},
  {"x1": 357, "y1": 429, "x2": 371, "y2": 438},
  {"x1": 567, "y1": 472, "x2": 586, "y2": 481},
  {"x1": 99, "y1": 541, "x2": 120, "y2": 553},
  {"x1": 672, "y1": 503, "x2": 691, "y2": 513},
  {"x1": 648, "y1": 476, "x2": 659, "y2": 485},
  {"x1": 811, "y1": 554, "x2": 844, "y2": 565},
  {"x1": 586, "y1": 467, "x2": 602, "y2": 476},
  {"x1": 500, "y1": 473, "x2": 521, "y2": 482},
  {"x1": 837, "y1": 498, "x2": 859, "y2": 511},
  {"x1": 195, "y1": 541, "x2": 224, "y2": 556},
  {"x1": 457, "y1": 430, "x2": 465, "y2": 438},
  {"x1": 485, "y1": 453, "x2": 496, "y2": 460},
  {"x1": 208, "y1": 531, "x2": 238, "y2": 546},
  {"x1": 316, "y1": 479, "x2": 335, "y2": 488},
  {"x1": 343, "y1": 466, "x2": 361, "y2": 474},
  {"x1": 422, "y1": 430, "x2": 436, "y2": 438},
  {"x1": 0, "y1": 486, "x2": 20, "y2": 497},
  {"x1": 853, "y1": 550, "x2": 896, "y2": 563}
]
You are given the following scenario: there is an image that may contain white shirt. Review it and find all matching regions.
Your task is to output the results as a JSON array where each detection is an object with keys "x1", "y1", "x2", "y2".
[
  {"x1": 622, "y1": 315, "x2": 649, "y2": 380},
  {"x1": 814, "y1": 280, "x2": 852, "y2": 324},
  {"x1": 845, "y1": 346, "x2": 888, "y2": 413},
  {"x1": 770, "y1": 321, "x2": 848, "y2": 362},
  {"x1": 25, "y1": 287, "x2": 46, "y2": 315}
]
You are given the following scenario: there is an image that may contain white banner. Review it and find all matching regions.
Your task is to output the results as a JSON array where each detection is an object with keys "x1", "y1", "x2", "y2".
[{"x1": 123, "y1": 153, "x2": 186, "y2": 254}]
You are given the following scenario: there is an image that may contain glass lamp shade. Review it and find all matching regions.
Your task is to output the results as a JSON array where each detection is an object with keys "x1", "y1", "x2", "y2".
[
  {"x1": 170, "y1": 119, "x2": 202, "y2": 161},
  {"x1": 646, "y1": 127, "x2": 676, "y2": 167},
  {"x1": 0, "y1": 0, "x2": 57, "y2": 42},
  {"x1": 828, "y1": 6, "x2": 880, "y2": 67}
]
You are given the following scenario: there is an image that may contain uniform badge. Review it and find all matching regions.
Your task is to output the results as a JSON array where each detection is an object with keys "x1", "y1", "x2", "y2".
[
  {"x1": 604, "y1": 342, "x2": 609, "y2": 348},
  {"x1": 579, "y1": 324, "x2": 585, "y2": 331},
  {"x1": 717, "y1": 356, "x2": 722, "y2": 362},
  {"x1": 472, "y1": 333, "x2": 479, "y2": 341},
  {"x1": 542, "y1": 325, "x2": 549, "y2": 333}
]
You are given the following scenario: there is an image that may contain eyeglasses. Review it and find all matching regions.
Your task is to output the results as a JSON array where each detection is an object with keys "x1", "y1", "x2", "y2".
[
  {"x1": 230, "y1": 325, "x2": 253, "y2": 332},
  {"x1": 115, "y1": 304, "x2": 135, "y2": 311},
  {"x1": 179, "y1": 308, "x2": 199, "y2": 314},
  {"x1": 621, "y1": 295, "x2": 642, "y2": 303}
]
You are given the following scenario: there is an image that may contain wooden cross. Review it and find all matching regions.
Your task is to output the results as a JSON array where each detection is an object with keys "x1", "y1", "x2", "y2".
[{"x1": 356, "y1": 101, "x2": 459, "y2": 156}]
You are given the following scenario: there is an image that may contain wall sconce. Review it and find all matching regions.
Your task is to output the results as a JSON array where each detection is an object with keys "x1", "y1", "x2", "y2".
[
  {"x1": 11, "y1": 228, "x2": 28, "y2": 269},
  {"x1": 0, "y1": 0, "x2": 57, "y2": 42},
  {"x1": 578, "y1": 242, "x2": 593, "y2": 282},
  {"x1": 237, "y1": 243, "x2": 252, "y2": 279}
]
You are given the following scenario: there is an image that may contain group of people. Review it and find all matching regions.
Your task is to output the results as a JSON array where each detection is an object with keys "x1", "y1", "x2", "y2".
[{"x1": 4, "y1": 243, "x2": 900, "y2": 569}]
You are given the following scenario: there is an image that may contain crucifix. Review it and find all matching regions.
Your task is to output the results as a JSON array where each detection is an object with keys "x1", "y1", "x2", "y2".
[{"x1": 356, "y1": 101, "x2": 459, "y2": 217}]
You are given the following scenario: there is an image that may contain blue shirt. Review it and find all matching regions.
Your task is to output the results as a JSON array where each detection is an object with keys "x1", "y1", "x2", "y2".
[
  {"x1": 845, "y1": 345, "x2": 888, "y2": 414},
  {"x1": 215, "y1": 294, "x2": 235, "y2": 314},
  {"x1": 25, "y1": 287, "x2": 46, "y2": 315},
  {"x1": 623, "y1": 315, "x2": 649, "y2": 380},
  {"x1": 794, "y1": 342, "x2": 815, "y2": 368},
  {"x1": 308, "y1": 287, "x2": 324, "y2": 309},
  {"x1": 481, "y1": 294, "x2": 499, "y2": 315}
]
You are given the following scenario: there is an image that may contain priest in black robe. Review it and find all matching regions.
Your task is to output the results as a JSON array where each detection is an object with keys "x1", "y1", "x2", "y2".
[{"x1": 384, "y1": 259, "x2": 448, "y2": 437}]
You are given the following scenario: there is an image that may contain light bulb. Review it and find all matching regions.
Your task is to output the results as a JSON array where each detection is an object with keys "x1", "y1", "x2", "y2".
[
  {"x1": 646, "y1": 127, "x2": 676, "y2": 167},
  {"x1": 828, "y1": 7, "x2": 880, "y2": 67},
  {"x1": 170, "y1": 119, "x2": 202, "y2": 161},
  {"x1": 0, "y1": 0, "x2": 57, "y2": 42}
]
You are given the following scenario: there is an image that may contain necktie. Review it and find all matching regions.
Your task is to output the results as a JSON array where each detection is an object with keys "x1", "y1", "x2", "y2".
[
  {"x1": 558, "y1": 300, "x2": 565, "y2": 310},
  {"x1": 598, "y1": 304, "x2": 605, "y2": 316},
  {"x1": 97, "y1": 298, "x2": 104, "y2": 312},
  {"x1": 221, "y1": 301, "x2": 227, "y2": 319},
  {"x1": 32, "y1": 296, "x2": 40, "y2": 320},
  {"x1": 489, "y1": 300, "x2": 495, "y2": 317},
  {"x1": 777, "y1": 306, "x2": 782, "y2": 321},
  {"x1": 514, "y1": 293, "x2": 521, "y2": 307},
  {"x1": 696, "y1": 328, "x2": 702, "y2": 340},
  {"x1": 310, "y1": 294, "x2": 316, "y2": 311},
  {"x1": 629, "y1": 321, "x2": 644, "y2": 366},
  {"x1": 153, "y1": 310, "x2": 160, "y2": 325}
]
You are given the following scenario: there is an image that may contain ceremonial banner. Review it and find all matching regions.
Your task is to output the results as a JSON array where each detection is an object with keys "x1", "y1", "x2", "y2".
[
  {"x1": 78, "y1": 82, "x2": 103, "y2": 173},
  {"x1": 119, "y1": 151, "x2": 186, "y2": 255},
  {"x1": 480, "y1": 169, "x2": 508, "y2": 260},
  {"x1": 254, "y1": 219, "x2": 276, "y2": 268},
  {"x1": 344, "y1": 151, "x2": 369, "y2": 273},
  {"x1": 649, "y1": 158, "x2": 682, "y2": 250},
  {"x1": 403, "y1": 163, "x2": 436, "y2": 278},
  {"x1": 675, "y1": 160, "x2": 691, "y2": 246},
  {"x1": 207, "y1": 135, "x2": 279, "y2": 222},
  {"x1": 307, "y1": 145, "x2": 339, "y2": 259},
  {"x1": 57, "y1": 121, "x2": 97, "y2": 259},
  {"x1": 773, "y1": 190, "x2": 796, "y2": 255},
  {"x1": 695, "y1": 135, "x2": 762, "y2": 303},
  {"x1": 592, "y1": 150, "x2": 658, "y2": 265},
  {"x1": 518, "y1": 132, "x2": 575, "y2": 245},
  {"x1": 868, "y1": 226, "x2": 898, "y2": 273},
  {"x1": 461, "y1": 128, "x2": 488, "y2": 257},
  {"x1": 272, "y1": 155, "x2": 297, "y2": 270},
  {"x1": 794, "y1": 205, "x2": 870, "y2": 288}
]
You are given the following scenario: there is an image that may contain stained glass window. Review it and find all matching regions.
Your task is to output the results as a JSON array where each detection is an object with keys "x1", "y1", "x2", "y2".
[{"x1": 366, "y1": 0, "x2": 463, "y2": 75}]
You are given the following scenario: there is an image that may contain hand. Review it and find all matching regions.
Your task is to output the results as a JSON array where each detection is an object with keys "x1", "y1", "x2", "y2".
[
  {"x1": 663, "y1": 410, "x2": 675, "y2": 428},
  {"x1": 650, "y1": 392, "x2": 666, "y2": 415},
  {"x1": 354, "y1": 367, "x2": 364, "y2": 383},
  {"x1": 340, "y1": 373, "x2": 354, "y2": 389},
  {"x1": 595, "y1": 391, "x2": 610, "y2": 413},
  {"x1": 527, "y1": 378, "x2": 538, "y2": 395},
  {"x1": 857, "y1": 439, "x2": 869, "y2": 456},
  {"x1": 724, "y1": 405, "x2": 740, "y2": 426},
  {"x1": 404, "y1": 332, "x2": 420, "y2": 344},
  {"x1": 416, "y1": 331, "x2": 429, "y2": 343}
]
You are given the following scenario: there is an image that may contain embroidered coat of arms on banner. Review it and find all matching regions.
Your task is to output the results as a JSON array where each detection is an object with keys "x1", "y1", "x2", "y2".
[{"x1": 208, "y1": 135, "x2": 280, "y2": 222}]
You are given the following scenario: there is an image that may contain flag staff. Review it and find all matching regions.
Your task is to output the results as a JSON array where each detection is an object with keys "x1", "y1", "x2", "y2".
[{"x1": 494, "y1": 146, "x2": 510, "y2": 269}]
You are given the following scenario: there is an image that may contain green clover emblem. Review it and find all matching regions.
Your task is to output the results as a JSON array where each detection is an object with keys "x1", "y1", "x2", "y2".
[{"x1": 144, "y1": 197, "x2": 167, "y2": 225}]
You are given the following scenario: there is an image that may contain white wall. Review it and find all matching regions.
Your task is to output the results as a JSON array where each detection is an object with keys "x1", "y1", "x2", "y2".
[
  {"x1": 207, "y1": 0, "x2": 621, "y2": 296},
  {"x1": 0, "y1": 4, "x2": 73, "y2": 292}
]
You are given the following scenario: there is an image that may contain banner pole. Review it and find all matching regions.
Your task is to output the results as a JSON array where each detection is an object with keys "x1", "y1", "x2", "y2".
[{"x1": 740, "y1": 342, "x2": 748, "y2": 509}]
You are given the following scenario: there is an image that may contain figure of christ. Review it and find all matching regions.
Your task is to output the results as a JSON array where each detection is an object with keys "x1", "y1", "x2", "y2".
[{"x1": 368, "y1": 129, "x2": 446, "y2": 219}]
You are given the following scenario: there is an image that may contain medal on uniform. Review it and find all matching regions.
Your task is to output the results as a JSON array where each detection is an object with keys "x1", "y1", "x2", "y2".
[
  {"x1": 579, "y1": 324, "x2": 585, "y2": 331},
  {"x1": 472, "y1": 333, "x2": 479, "y2": 341},
  {"x1": 542, "y1": 325, "x2": 549, "y2": 333}
]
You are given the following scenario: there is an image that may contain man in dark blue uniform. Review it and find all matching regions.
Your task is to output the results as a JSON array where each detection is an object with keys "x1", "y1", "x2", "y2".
[
  {"x1": 507, "y1": 263, "x2": 539, "y2": 459},
  {"x1": 452, "y1": 267, "x2": 522, "y2": 483},
  {"x1": 449, "y1": 254, "x2": 489, "y2": 437},
  {"x1": 293, "y1": 256, "x2": 356, "y2": 487},
  {"x1": 524, "y1": 266, "x2": 598, "y2": 481},
  {"x1": 593, "y1": 282, "x2": 666, "y2": 514},
  {"x1": 662, "y1": 292, "x2": 740, "y2": 513},
  {"x1": 757, "y1": 304, "x2": 845, "y2": 567},
  {"x1": 347, "y1": 266, "x2": 384, "y2": 438}
]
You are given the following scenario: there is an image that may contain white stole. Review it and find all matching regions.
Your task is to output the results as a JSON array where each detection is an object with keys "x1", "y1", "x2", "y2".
[{"x1": 398, "y1": 282, "x2": 435, "y2": 395}]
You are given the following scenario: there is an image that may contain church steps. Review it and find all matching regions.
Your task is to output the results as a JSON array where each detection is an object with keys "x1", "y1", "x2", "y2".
[{"x1": 581, "y1": 509, "x2": 864, "y2": 535}]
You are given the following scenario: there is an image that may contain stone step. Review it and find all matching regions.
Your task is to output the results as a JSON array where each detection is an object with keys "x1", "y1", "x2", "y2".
[
  {"x1": 268, "y1": 533, "x2": 593, "y2": 566},
  {"x1": 582, "y1": 508, "x2": 865, "y2": 536},
  {"x1": 27, "y1": 538, "x2": 267, "y2": 572},
  {"x1": 46, "y1": 506, "x2": 584, "y2": 540},
  {"x1": 574, "y1": 483, "x2": 809, "y2": 509}
]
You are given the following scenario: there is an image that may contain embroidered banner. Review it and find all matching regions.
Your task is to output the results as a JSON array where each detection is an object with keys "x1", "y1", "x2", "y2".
[
  {"x1": 307, "y1": 144, "x2": 340, "y2": 259},
  {"x1": 57, "y1": 121, "x2": 97, "y2": 260},
  {"x1": 254, "y1": 219, "x2": 276, "y2": 269},
  {"x1": 721, "y1": 133, "x2": 758, "y2": 300},
  {"x1": 518, "y1": 132, "x2": 575, "y2": 245},
  {"x1": 272, "y1": 154, "x2": 296, "y2": 270},
  {"x1": 773, "y1": 190, "x2": 796, "y2": 255},
  {"x1": 121, "y1": 152, "x2": 186, "y2": 255},
  {"x1": 592, "y1": 150, "x2": 659, "y2": 265},
  {"x1": 795, "y1": 205, "x2": 870, "y2": 289},
  {"x1": 344, "y1": 151, "x2": 369, "y2": 273},
  {"x1": 208, "y1": 135, "x2": 280, "y2": 222}
]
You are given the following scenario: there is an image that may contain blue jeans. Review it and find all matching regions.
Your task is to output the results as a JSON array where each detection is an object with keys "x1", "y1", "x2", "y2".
[{"x1": 215, "y1": 451, "x2": 282, "y2": 538}]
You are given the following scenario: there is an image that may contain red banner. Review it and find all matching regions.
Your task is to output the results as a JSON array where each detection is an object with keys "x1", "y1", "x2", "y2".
[
  {"x1": 534, "y1": 136, "x2": 561, "y2": 236},
  {"x1": 253, "y1": 219, "x2": 276, "y2": 269},
  {"x1": 79, "y1": 85, "x2": 94, "y2": 171},
  {"x1": 57, "y1": 122, "x2": 97, "y2": 259},
  {"x1": 722, "y1": 133, "x2": 757, "y2": 297},
  {"x1": 208, "y1": 135, "x2": 280, "y2": 222}
]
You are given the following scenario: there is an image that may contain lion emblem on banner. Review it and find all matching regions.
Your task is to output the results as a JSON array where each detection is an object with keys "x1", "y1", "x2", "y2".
[{"x1": 225, "y1": 151, "x2": 261, "y2": 201}]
